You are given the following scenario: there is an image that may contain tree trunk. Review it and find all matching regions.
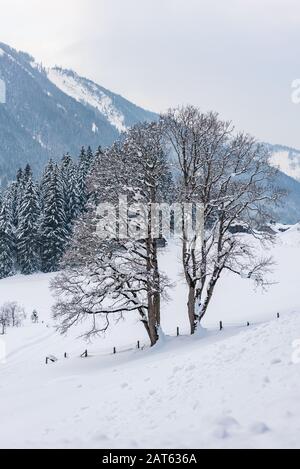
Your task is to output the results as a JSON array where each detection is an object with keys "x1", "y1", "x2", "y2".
[
  {"x1": 187, "y1": 285, "x2": 197, "y2": 334},
  {"x1": 142, "y1": 313, "x2": 158, "y2": 347},
  {"x1": 198, "y1": 269, "x2": 220, "y2": 324},
  {"x1": 148, "y1": 297, "x2": 159, "y2": 347},
  {"x1": 145, "y1": 235, "x2": 160, "y2": 347},
  {"x1": 152, "y1": 240, "x2": 161, "y2": 327}
]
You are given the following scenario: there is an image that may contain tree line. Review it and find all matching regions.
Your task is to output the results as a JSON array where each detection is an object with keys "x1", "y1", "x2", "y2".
[{"x1": 0, "y1": 146, "x2": 103, "y2": 278}]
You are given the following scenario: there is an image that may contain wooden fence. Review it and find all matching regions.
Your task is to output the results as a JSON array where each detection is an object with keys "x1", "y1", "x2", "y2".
[{"x1": 45, "y1": 312, "x2": 281, "y2": 364}]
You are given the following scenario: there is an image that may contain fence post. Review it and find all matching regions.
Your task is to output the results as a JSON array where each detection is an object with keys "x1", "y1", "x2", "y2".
[
  {"x1": 177, "y1": 326, "x2": 180, "y2": 337},
  {"x1": 64, "y1": 352, "x2": 67, "y2": 358},
  {"x1": 113, "y1": 347, "x2": 116, "y2": 355},
  {"x1": 46, "y1": 356, "x2": 56, "y2": 364},
  {"x1": 247, "y1": 322, "x2": 250, "y2": 327},
  {"x1": 277, "y1": 313, "x2": 280, "y2": 319},
  {"x1": 219, "y1": 321, "x2": 223, "y2": 331},
  {"x1": 137, "y1": 341, "x2": 140, "y2": 350}
]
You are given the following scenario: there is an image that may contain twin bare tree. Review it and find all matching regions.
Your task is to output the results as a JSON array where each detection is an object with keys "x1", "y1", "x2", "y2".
[{"x1": 52, "y1": 106, "x2": 281, "y2": 345}]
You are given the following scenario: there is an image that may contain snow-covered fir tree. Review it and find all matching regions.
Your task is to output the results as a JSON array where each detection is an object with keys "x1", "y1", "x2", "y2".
[
  {"x1": 5, "y1": 181, "x2": 20, "y2": 229},
  {"x1": 23, "y1": 164, "x2": 33, "y2": 183},
  {"x1": 0, "y1": 198, "x2": 15, "y2": 279},
  {"x1": 60, "y1": 154, "x2": 81, "y2": 229},
  {"x1": 40, "y1": 163, "x2": 68, "y2": 273},
  {"x1": 17, "y1": 177, "x2": 40, "y2": 274},
  {"x1": 77, "y1": 146, "x2": 94, "y2": 212},
  {"x1": 39, "y1": 159, "x2": 54, "y2": 212}
]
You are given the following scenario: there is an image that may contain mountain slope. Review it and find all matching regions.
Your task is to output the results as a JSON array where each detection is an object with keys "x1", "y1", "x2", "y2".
[
  {"x1": 265, "y1": 143, "x2": 300, "y2": 224},
  {"x1": 1, "y1": 42, "x2": 300, "y2": 223},
  {"x1": 271, "y1": 170, "x2": 300, "y2": 224},
  {"x1": 1, "y1": 228, "x2": 300, "y2": 448},
  {"x1": 47, "y1": 67, "x2": 156, "y2": 133},
  {"x1": 268, "y1": 143, "x2": 300, "y2": 182},
  {"x1": 0, "y1": 42, "x2": 156, "y2": 185}
]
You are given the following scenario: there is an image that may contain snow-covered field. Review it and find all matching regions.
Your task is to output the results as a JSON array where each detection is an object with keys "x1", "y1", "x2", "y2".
[{"x1": 0, "y1": 226, "x2": 300, "y2": 448}]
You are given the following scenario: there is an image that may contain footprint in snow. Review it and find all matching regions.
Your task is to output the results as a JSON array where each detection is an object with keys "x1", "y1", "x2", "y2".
[
  {"x1": 92, "y1": 431, "x2": 109, "y2": 441},
  {"x1": 271, "y1": 358, "x2": 282, "y2": 365},
  {"x1": 217, "y1": 416, "x2": 240, "y2": 428},
  {"x1": 213, "y1": 426, "x2": 229, "y2": 439},
  {"x1": 185, "y1": 364, "x2": 196, "y2": 372},
  {"x1": 213, "y1": 416, "x2": 240, "y2": 439},
  {"x1": 43, "y1": 428, "x2": 53, "y2": 434},
  {"x1": 185, "y1": 377, "x2": 193, "y2": 384},
  {"x1": 250, "y1": 422, "x2": 270, "y2": 434}
]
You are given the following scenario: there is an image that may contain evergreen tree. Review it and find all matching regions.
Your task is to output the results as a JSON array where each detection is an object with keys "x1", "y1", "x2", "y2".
[
  {"x1": 9, "y1": 167, "x2": 29, "y2": 229},
  {"x1": 23, "y1": 164, "x2": 33, "y2": 183},
  {"x1": 61, "y1": 153, "x2": 72, "y2": 170},
  {"x1": 60, "y1": 154, "x2": 81, "y2": 228},
  {"x1": 40, "y1": 164, "x2": 68, "y2": 272},
  {"x1": 17, "y1": 178, "x2": 40, "y2": 274},
  {"x1": 77, "y1": 147, "x2": 90, "y2": 212},
  {"x1": 86, "y1": 146, "x2": 94, "y2": 171},
  {"x1": 16, "y1": 168, "x2": 23, "y2": 184},
  {"x1": 95, "y1": 145, "x2": 104, "y2": 158},
  {"x1": 0, "y1": 199, "x2": 15, "y2": 279},
  {"x1": 78, "y1": 147, "x2": 88, "y2": 175},
  {"x1": 5, "y1": 181, "x2": 20, "y2": 229},
  {"x1": 40, "y1": 159, "x2": 54, "y2": 211}
]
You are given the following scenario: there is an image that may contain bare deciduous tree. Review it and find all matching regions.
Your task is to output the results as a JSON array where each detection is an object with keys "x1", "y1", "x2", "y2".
[
  {"x1": 0, "y1": 301, "x2": 26, "y2": 334},
  {"x1": 162, "y1": 106, "x2": 282, "y2": 334},
  {"x1": 52, "y1": 122, "x2": 173, "y2": 346}
]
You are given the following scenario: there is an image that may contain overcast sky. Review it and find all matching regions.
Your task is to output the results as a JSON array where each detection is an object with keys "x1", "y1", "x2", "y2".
[{"x1": 1, "y1": 0, "x2": 300, "y2": 147}]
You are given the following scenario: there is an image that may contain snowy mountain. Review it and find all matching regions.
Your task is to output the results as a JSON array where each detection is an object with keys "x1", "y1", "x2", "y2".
[
  {"x1": 46, "y1": 67, "x2": 155, "y2": 134},
  {"x1": 270, "y1": 170, "x2": 300, "y2": 224},
  {"x1": 0, "y1": 42, "x2": 156, "y2": 185},
  {"x1": 265, "y1": 144, "x2": 300, "y2": 224},
  {"x1": 1, "y1": 41, "x2": 300, "y2": 224},
  {"x1": 268, "y1": 143, "x2": 300, "y2": 182}
]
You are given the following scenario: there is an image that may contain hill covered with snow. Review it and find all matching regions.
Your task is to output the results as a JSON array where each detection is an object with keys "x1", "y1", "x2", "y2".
[{"x1": 1, "y1": 226, "x2": 300, "y2": 448}]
